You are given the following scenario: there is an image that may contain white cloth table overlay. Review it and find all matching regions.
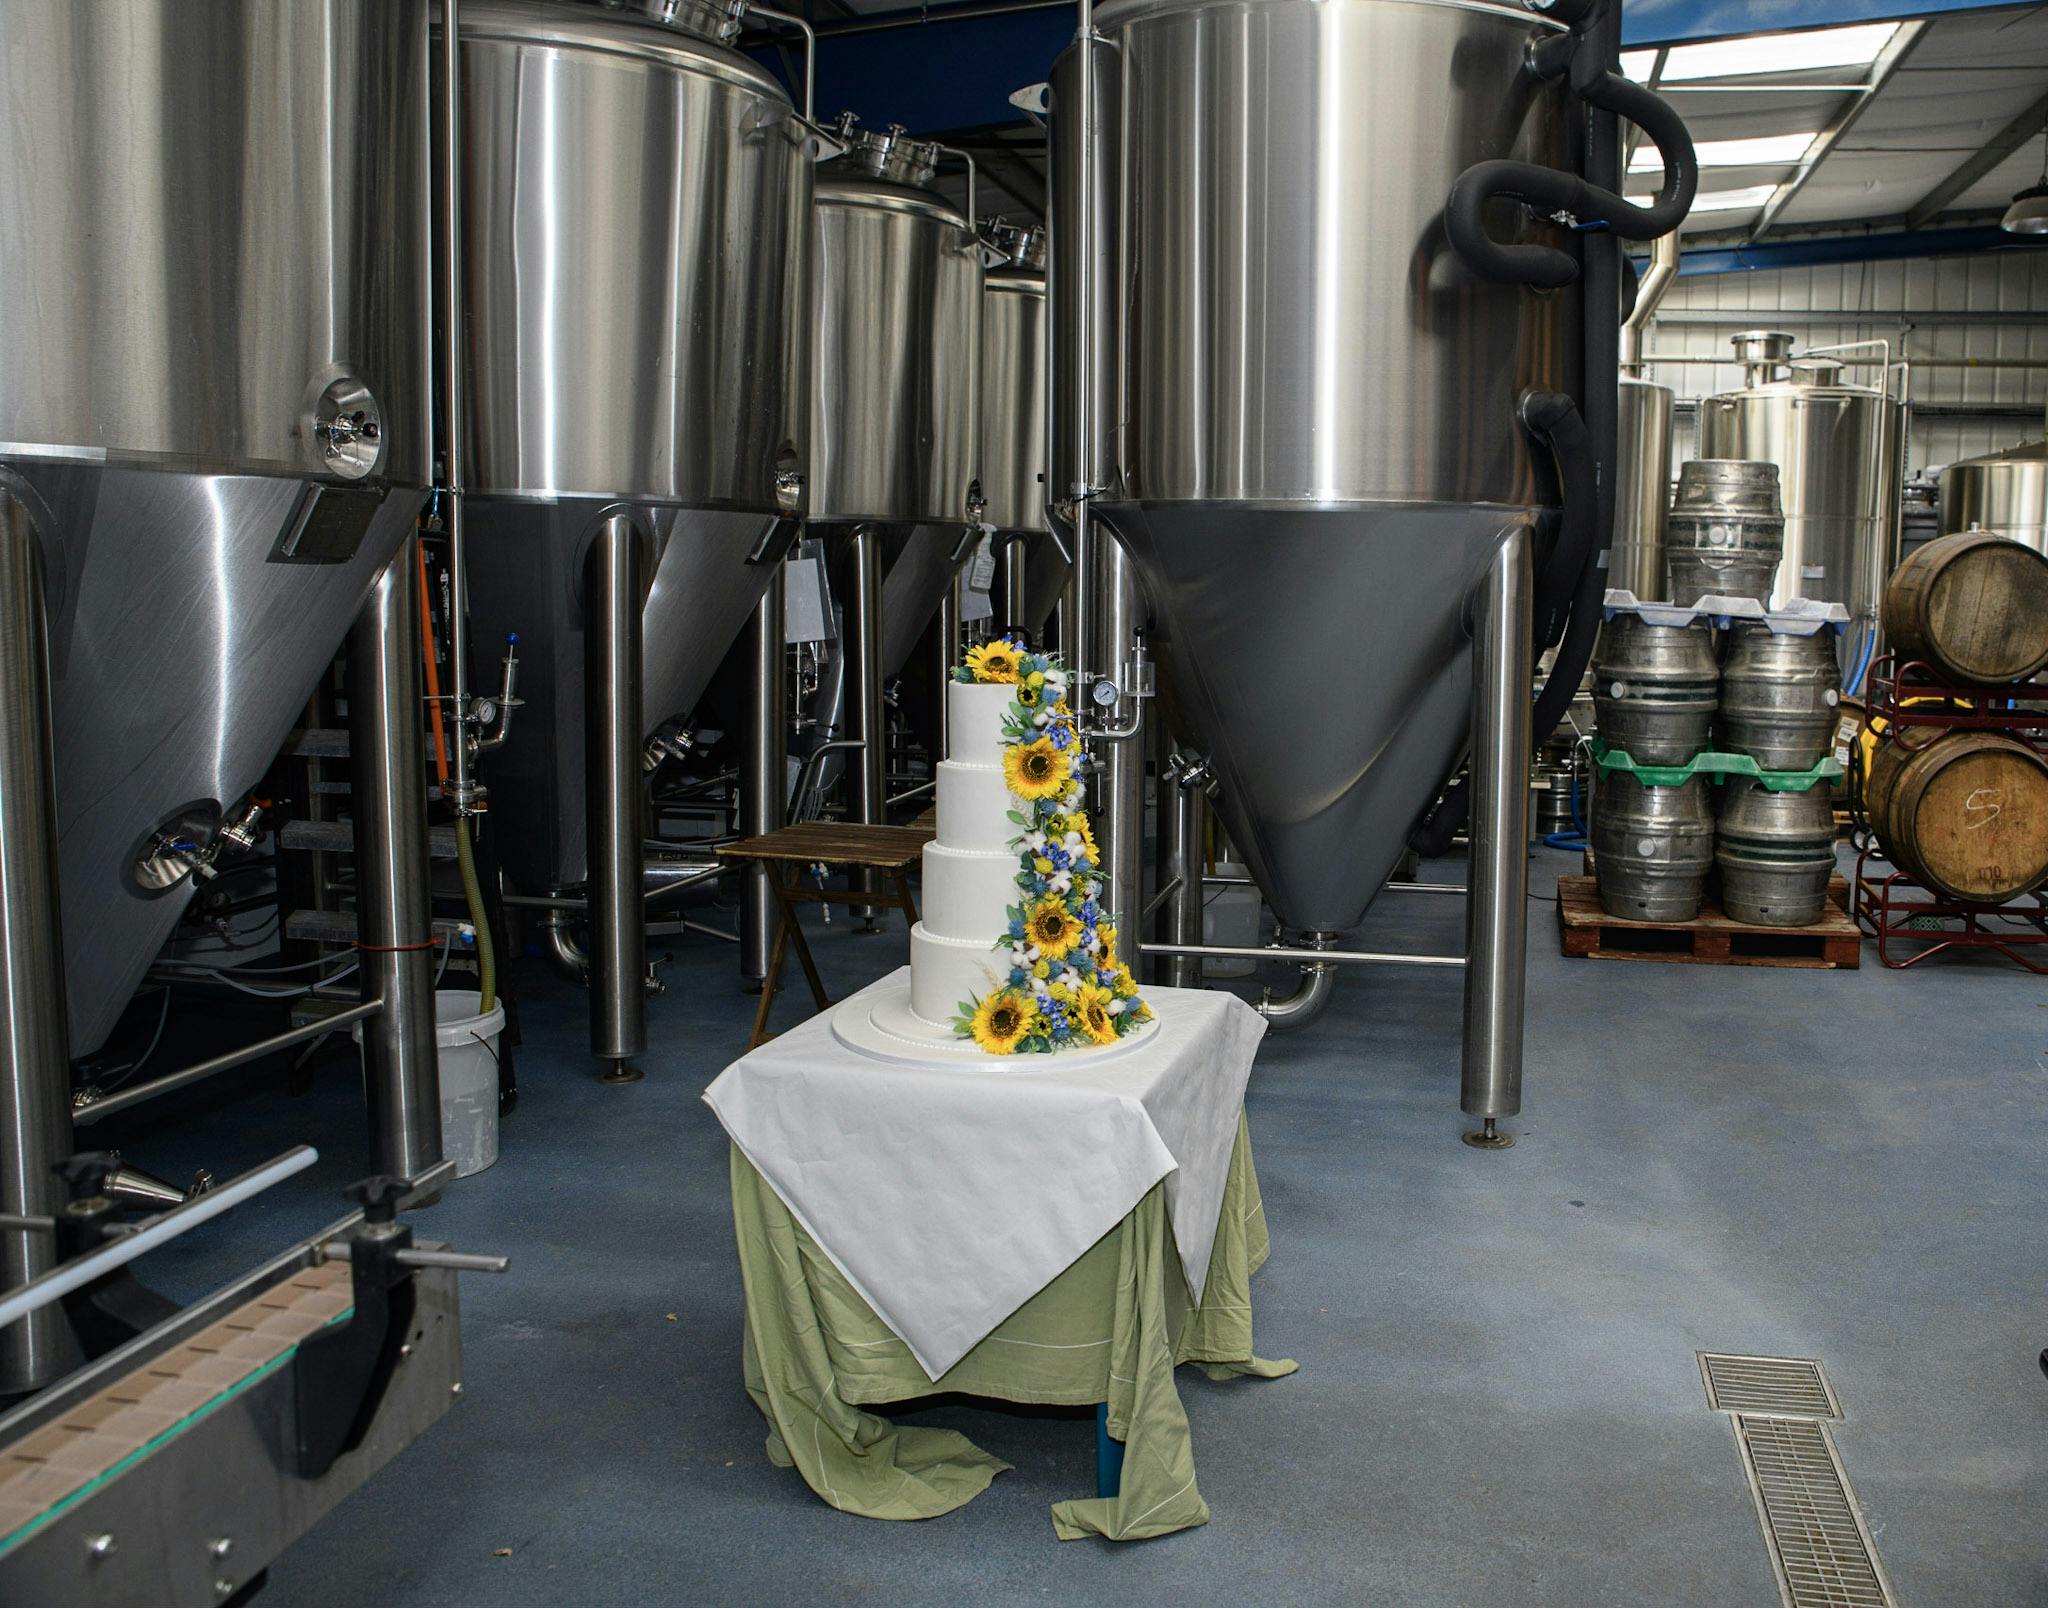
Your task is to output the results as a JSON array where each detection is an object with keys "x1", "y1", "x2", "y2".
[{"x1": 704, "y1": 969, "x2": 1267, "y2": 1378}]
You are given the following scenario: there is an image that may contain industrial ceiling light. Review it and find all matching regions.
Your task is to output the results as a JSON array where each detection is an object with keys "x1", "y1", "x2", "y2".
[{"x1": 2002, "y1": 133, "x2": 2048, "y2": 236}]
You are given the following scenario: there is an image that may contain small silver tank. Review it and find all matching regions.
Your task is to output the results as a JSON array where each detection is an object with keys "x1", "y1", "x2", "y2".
[
  {"x1": 1592, "y1": 772, "x2": 1716, "y2": 922},
  {"x1": 1592, "y1": 616, "x2": 1718, "y2": 764},
  {"x1": 1715, "y1": 780, "x2": 1836, "y2": 927},
  {"x1": 1666, "y1": 459, "x2": 1786, "y2": 606},
  {"x1": 1718, "y1": 627, "x2": 1840, "y2": 772}
]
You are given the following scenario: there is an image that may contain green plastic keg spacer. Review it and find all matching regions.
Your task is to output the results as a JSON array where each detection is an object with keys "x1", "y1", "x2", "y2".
[{"x1": 1590, "y1": 741, "x2": 1843, "y2": 794}]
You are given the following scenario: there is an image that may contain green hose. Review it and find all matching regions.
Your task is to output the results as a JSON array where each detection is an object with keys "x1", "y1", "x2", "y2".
[{"x1": 455, "y1": 817, "x2": 497, "y2": 1013}]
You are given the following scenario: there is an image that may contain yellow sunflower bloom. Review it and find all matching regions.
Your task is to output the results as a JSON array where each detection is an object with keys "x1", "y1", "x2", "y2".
[
  {"x1": 1024, "y1": 897, "x2": 1082, "y2": 961},
  {"x1": 966, "y1": 640, "x2": 1021, "y2": 684},
  {"x1": 1070, "y1": 814, "x2": 1099, "y2": 865},
  {"x1": 1003, "y1": 738, "x2": 1071, "y2": 802},
  {"x1": 1075, "y1": 981, "x2": 1119, "y2": 1045},
  {"x1": 969, "y1": 990, "x2": 1032, "y2": 1054},
  {"x1": 1110, "y1": 962, "x2": 1140, "y2": 999}
]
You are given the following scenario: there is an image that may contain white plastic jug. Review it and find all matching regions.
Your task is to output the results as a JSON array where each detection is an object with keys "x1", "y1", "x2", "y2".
[{"x1": 431, "y1": 990, "x2": 503, "y2": 1177}]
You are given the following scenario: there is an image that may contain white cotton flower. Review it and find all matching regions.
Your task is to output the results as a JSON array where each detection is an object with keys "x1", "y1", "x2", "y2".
[
  {"x1": 1024, "y1": 830, "x2": 1048, "y2": 851},
  {"x1": 1105, "y1": 998, "x2": 1125, "y2": 1016},
  {"x1": 1033, "y1": 709, "x2": 1052, "y2": 728},
  {"x1": 1063, "y1": 784, "x2": 1082, "y2": 805},
  {"x1": 1062, "y1": 830, "x2": 1084, "y2": 850},
  {"x1": 1050, "y1": 872, "x2": 1073, "y2": 894},
  {"x1": 1023, "y1": 943, "x2": 1041, "y2": 962}
]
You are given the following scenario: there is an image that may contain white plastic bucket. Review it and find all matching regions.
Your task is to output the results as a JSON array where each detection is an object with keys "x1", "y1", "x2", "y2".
[{"x1": 432, "y1": 990, "x2": 503, "y2": 1177}]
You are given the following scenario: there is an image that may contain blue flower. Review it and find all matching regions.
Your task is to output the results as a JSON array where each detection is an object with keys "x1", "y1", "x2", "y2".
[
  {"x1": 1008, "y1": 918, "x2": 1025, "y2": 939},
  {"x1": 1080, "y1": 900, "x2": 1100, "y2": 922}
]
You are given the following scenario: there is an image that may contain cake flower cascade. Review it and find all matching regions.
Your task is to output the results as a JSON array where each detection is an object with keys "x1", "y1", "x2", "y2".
[{"x1": 950, "y1": 638, "x2": 1151, "y2": 1055}]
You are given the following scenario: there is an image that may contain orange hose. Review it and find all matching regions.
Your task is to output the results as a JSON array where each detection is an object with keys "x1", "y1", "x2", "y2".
[{"x1": 416, "y1": 534, "x2": 452, "y2": 787}]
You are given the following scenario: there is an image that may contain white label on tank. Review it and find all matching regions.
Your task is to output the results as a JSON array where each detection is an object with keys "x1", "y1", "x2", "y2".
[
  {"x1": 968, "y1": 533, "x2": 998, "y2": 592},
  {"x1": 1803, "y1": 564, "x2": 1826, "y2": 579}
]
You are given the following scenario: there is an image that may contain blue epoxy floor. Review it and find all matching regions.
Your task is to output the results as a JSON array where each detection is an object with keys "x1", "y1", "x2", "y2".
[{"x1": 97, "y1": 848, "x2": 2046, "y2": 1607}]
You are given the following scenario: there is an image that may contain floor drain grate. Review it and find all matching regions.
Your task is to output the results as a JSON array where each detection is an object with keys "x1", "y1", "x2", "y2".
[
  {"x1": 1699, "y1": 1353, "x2": 1842, "y2": 1419},
  {"x1": 1733, "y1": 1413, "x2": 1895, "y2": 1608}
]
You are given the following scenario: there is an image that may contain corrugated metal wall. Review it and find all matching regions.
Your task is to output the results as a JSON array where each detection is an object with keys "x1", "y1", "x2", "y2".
[{"x1": 1646, "y1": 251, "x2": 2048, "y2": 474}]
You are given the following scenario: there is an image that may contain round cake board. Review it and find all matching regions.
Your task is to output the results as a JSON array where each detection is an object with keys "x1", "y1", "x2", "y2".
[{"x1": 829, "y1": 975, "x2": 1161, "y2": 1070}]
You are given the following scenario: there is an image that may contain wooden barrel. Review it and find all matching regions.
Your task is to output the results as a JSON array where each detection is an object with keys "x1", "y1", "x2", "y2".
[
  {"x1": 1866, "y1": 730, "x2": 2048, "y2": 903},
  {"x1": 1882, "y1": 531, "x2": 2048, "y2": 685}
]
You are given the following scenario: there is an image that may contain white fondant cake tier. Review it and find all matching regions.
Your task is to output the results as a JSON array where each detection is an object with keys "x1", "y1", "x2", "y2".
[
  {"x1": 934, "y1": 759, "x2": 1015, "y2": 852},
  {"x1": 909, "y1": 924, "x2": 1012, "y2": 1025},
  {"x1": 920, "y1": 842, "x2": 1021, "y2": 944},
  {"x1": 947, "y1": 680, "x2": 1016, "y2": 759}
]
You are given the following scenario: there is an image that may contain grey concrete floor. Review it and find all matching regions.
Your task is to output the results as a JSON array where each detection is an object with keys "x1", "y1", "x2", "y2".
[{"x1": 100, "y1": 846, "x2": 2047, "y2": 1607}]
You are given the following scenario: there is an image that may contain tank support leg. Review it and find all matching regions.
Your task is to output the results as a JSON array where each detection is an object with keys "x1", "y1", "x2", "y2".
[
  {"x1": 846, "y1": 524, "x2": 885, "y2": 928},
  {"x1": 348, "y1": 533, "x2": 445, "y2": 1180},
  {"x1": 1462, "y1": 524, "x2": 1534, "y2": 1148},
  {"x1": 585, "y1": 513, "x2": 648, "y2": 1080},
  {"x1": 741, "y1": 573, "x2": 786, "y2": 993}
]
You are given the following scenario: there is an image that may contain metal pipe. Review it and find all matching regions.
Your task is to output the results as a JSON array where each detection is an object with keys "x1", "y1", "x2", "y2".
[
  {"x1": 1001, "y1": 535, "x2": 1031, "y2": 633},
  {"x1": 1254, "y1": 933, "x2": 1339, "y2": 1032},
  {"x1": 1385, "y1": 881, "x2": 1468, "y2": 896},
  {"x1": 500, "y1": 863, "x2": 726, "y2": 912},
  {"x1": 437, "y1": 0, "x2": 475, "y2": 811},
  {"x1": 1621, "y1": 231, "x2": 1679, "y2": 376},
  {"x1": 744, "y1": 3, "x2": 814, "y2": 122},
  {"x1": 1142, "y1": 941, "x2": 1464, "y2": 970},
  {"x1": 1164, "y1": 758, "x2": 1205, "y2": 990},
  {"x1": 1460, "y1": 525, "x2": 1535, "y2": 1146},
  {"x1": 540, "y1": 912, "x2": 588, "y2": 984},
  {"x1": 585, "y1": 514, "x2": 649, "y2": 1075},
  {"x1": 846, "y1": 525, "x2": 885, "y2": 921},
  {"x1": 73, "y1": 1002, "x2": 382, "y2": 1125},
  {"x1": 937, "y1": 576, "x2": 962, "y2": 752},
  {"x1": 791, "y1": 737, "x2": 863, "y2": 824},
  {"x1": 0, "y1": 1148, "x2": 319, "y2": 1335},
  {"x1": 887, "y1": 780, "x2": 935, "y2": 807},
  {"x1": 0, "y1": 490, "x2": 76, "y2": 1394},
  {"x1": 1094, "y1": 537, "x2": 1146, "y2": 968},
  {"x1": 348, "y1": 538, "x2": 444, "y2": 1180},
  {"x1": 935, "y1": 144, "x2": 977, "y2": 235},
  {"x1": 742, "y1": 573, "x2": 786, "y2": 987},
  {"x1": 1141, "y1": 875, "x2": 1181, "y2": 923}
]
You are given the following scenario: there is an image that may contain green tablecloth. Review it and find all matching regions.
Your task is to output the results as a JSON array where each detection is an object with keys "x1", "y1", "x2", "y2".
[{"x1": 732, "y1": 1111, "x2": 1296, "y2": 1541}]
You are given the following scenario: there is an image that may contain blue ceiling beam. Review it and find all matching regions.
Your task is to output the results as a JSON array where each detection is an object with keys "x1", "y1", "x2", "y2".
[
  {"x1": 1626, "y1": 0, "x2": 2019, "y2": 47},
  {"x1": 1645, "y1": 226, "x2": 2048, "y2": 276}
]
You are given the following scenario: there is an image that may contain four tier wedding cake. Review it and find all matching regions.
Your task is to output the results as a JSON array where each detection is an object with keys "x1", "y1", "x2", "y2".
[{"x1": 837, "y1": 636, "x2": 1152, "y2": 1061}]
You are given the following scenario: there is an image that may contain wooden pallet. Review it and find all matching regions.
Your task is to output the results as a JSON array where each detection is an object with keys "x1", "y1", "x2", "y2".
[{"x1": 1556, "y1": 874, "x2": 1860, "y2": 970}]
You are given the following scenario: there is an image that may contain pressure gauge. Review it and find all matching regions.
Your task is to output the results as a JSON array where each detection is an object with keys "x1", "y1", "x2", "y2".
[{"x1": 1090, "y1": 679, "x2": 1121, "y2": 708}]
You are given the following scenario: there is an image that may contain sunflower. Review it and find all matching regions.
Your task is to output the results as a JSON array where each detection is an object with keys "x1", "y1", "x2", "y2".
[
  {"x1": 1068, "y1": 814, "x2": 1099, "y2": 865},
  {"x1": 966, "y1": 640, "x2": 1021, "y2": 684},
  {"x1": 1024, "y1": 896, "x2": 1082, "y2": 961},
  {"x1": 1074, "y1": 981, "x2": 1119, "y2": 1045},
  {"x1": 969, "y1": 989, "x2": 1032, "y2": 1054},
  {"x1": 1003, "y1": 737, "x2": 1071, "y2": 801},
  {"x1": 1108, "y1": 961, "x2": 1140, "y2": 999}
]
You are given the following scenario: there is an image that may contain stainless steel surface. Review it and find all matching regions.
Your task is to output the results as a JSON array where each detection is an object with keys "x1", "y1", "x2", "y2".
[
  {"x1": 348, "y1": 543, "x2": 444, "y2": 1180},
  {"x1": 846, "y1": 528, "x2": 886, "y2": 915},
  {"x1": 1719, "y1": 627, "x2": 1840, "y2": 773},
  {"x1": 0, "y1": 1148, "x2": 318, "y2": 1334},
  {"x1": 877, "y1": 526, "x2": 964, "y2": 679},
  {"x1": 1621, "y1": 234, "x2": 1680, "y2": 377},
  {"x1": 1058, "y1": 0, "x2": 1572, "y2": 932},
  {"x1": 1164, "y1": 761, "x2": 1207, "y2": 991},
  {"x1": 1700, "y1": 344, "x2": 1905, "y2": 626},
  {"x1": 0, "y1": 492, "x2": 74, "y2": 1395},
  {"x1": 1093, "y1": 540, "x2": 1147, "y2": 963},
  {"x1": 454, "y1": 0, "x2": 809, "y2": 506},
  {"x1": 1591, "y1": 773, "x2": 1716, "y2": 923},
  {"x1": 1254, "y1": 933, "x2": 1340, "y2": 1030},
  {"x1": 1666, "y1": 459, "x2": 1787, "y2": 607},
  {"x1": 1731, "y1": 1414, "x2": 1896, "y2": 1608},
  {"x1": 1592, "y1": 617, "x2": 1718, "y2": 764},
  {"x1": 1614, "y1": 380, "x2": 1676, "y2": 599},
  {"x1": 73, "y1": 1003, "x2": 383, "y2": 1127},
  {"x1": 440, "y1": 0, "x2": 477, "y2": 813},
  {"x1": 1142, "y1": 941, "x2": 1464, "y2": 969},
  {"x1": 586, "y1": 516, "x2": 650, "y2": 1063},
  {"x1": 981, "y1": 265, "x2": 1049, "y2": 537},
  {"x1": 0, "y1": 1256, "x2": 461, "y2": 1606},
  {"x1": 454, "y1": 0, "x2": 808, "y2": 890},
  {"x1": 1, "y1": 0, "x2": 433, "y2": 1055},
  {"x1": 1462, "y1": 527, "x2": 1533, "y2": 1126},
  {"x1": 811, "y1": 156, "x2": 981, "y2": 526},
  {"x1": 1715, "y1": 780, "x2": 1837, "y2": 927},
  {"x1": 1701, "y1": 1353, "x2": 1842, "y2": 1420},
  {"x1": 467, "y1": 503, "x2": 780, "y2": 889},
  {"x1": 742, "y1": 576, "x2": 787, "y2": 985},
  {"x1": 0, "y1": 0, "x2": 430, "y2": 485},
  {"x1": 1001, "y1": 537, "x2": 1034, "y2": 632},
  {"x1": 1939, "y1": 441, "x2": 2048, "y2": 554}
]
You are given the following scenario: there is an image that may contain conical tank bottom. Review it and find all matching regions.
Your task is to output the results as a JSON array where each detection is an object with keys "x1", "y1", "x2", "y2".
[
  {"x1": 7, "y1": 464, "x2": 422, "y2": 1055},
  {"x1": 1106, "y1": 500, "x2": 1535, "y2": 933}
]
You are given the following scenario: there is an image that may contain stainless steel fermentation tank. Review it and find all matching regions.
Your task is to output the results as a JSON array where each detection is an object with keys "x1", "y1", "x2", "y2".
[
  {"x1": 0, "y1": 0, "x2": 435, "y2": 1391},
  {"x1": 1700, "y1": 333, "x2": 1905, "y2": 664},
  {"x1": 448, "y1": 0, "x2": 811, "y2": 1061},
  {"x1": 1051, "y1": 0, "x2": 1695, "y2": 1132},
  {"x1": 807, "y1": 118, "x2": 982, "y2": 840},
  {"x1": 1940, "y1": 442, "x2": 2048, "y2": 553},
  {"x1": 979, "y1": 221, "x2": 1067, "y2": 638},
  {"x1": 1055, "y1": 5, "x2": 1572, "y2": 897}
]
